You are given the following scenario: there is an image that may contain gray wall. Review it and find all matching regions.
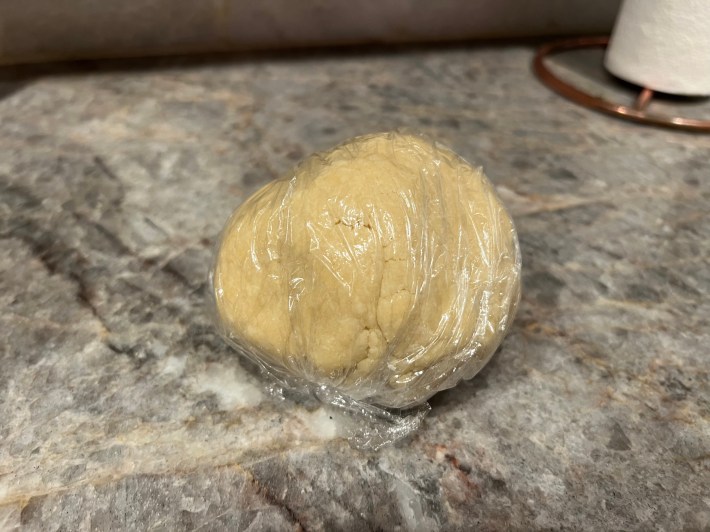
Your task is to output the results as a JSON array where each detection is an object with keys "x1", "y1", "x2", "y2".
[{"x1": 0, "y1": 0, "x2": 621, "y2": 64}]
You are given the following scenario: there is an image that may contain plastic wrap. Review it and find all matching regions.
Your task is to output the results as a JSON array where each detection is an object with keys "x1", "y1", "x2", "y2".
[{"x1": 211, "y1": 131, "x2": 521, "y2": 448}]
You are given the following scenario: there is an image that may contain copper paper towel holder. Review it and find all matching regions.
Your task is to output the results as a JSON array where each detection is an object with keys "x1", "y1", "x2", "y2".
[{"x1": 534, "y1": 36, "x2": 710, "y2": 132}]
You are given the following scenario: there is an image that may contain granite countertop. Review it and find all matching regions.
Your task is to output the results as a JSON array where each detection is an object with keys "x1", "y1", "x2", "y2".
[{"x1": 1, "y1": 45, "x2": 709, "y2": 531}]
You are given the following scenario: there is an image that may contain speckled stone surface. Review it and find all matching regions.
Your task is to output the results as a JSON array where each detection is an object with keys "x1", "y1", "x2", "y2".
[{"x1": 1, "y1": 46, "x2": 709, "y2": 531}]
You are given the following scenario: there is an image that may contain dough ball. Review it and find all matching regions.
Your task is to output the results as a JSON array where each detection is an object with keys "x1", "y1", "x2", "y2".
[{"x1": 212, "y1": 132, "x2": 520, "y2": 408}]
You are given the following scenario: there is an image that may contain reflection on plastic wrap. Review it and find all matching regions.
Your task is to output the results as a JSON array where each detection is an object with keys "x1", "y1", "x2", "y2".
[{"x1": 211, "y1": 131, "x2": 521, "y2": 449}]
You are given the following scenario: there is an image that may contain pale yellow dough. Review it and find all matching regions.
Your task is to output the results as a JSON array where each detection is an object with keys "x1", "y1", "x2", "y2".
[{"x1": 213, "y1": 132, "x2": 520, "y2": 408}]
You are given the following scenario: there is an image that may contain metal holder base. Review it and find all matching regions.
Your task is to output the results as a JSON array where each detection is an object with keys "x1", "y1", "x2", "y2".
[{"x1": 534, "y1": 36, "x2": 710, "y2": 132}]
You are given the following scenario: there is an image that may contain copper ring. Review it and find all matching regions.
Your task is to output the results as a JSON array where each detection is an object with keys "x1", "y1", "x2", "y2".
[{"x1": 533, "y1": 36, "x2": 710, "y2": 132}]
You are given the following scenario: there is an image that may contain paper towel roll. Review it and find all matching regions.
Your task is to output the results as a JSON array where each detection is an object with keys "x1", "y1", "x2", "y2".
[{"x1": 605, "y1": 0, "x2": 710, "y2": 96}]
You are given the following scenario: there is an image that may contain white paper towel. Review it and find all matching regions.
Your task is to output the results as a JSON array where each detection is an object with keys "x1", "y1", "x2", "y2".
[{"x1": 605, "y1": 0, "x2": 710, "y2": 95}]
